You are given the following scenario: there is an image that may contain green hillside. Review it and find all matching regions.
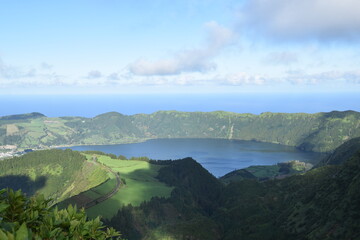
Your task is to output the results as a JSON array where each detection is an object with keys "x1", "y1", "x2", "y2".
[
  {"x1": 0, "y1": 112, "x2": 45, "y2": 121},
  {"x1": 107, "y1": 158, "x2": 224, "y2": 240},
  {"x1": 317, "y1": 136, "x2": 360, "y2": 166},
  {"x1": 106, "y1": 138, "x2": 360, "y2": 240},
  {"x1": 56, "y1": 152, "x2": 173, "y2": 220},
  {"x1": 0, "y1": 149, "x2": 109, "y2": 203},
  {"x1": 0, "y1": 188, "x2": 121, "y2": 239},
  {"x1": 84, "y1": 154, "x2": 173, "y2": 219},
  {"x1": 1, "y1": 110, "x2": 360, "y2": 152},
  {"x1": 1, "y1": 138, "x2": 360, "y2": 239},
  {"x1": 220, "y1": 160, "x2": 314, "y2": 183},
  {"x1": 216, "y1": 138, "x2": 360, "y2": 240}
]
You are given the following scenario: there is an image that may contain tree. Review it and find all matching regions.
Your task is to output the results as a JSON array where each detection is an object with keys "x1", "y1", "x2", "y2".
[{"x1": 0, "y1": 188, "x2": 123, "y2": 239}]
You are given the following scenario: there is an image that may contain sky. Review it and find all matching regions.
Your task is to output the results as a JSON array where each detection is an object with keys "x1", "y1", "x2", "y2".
[{"x1": 1, "y1": 0, "x2": 360, "y2": 94}]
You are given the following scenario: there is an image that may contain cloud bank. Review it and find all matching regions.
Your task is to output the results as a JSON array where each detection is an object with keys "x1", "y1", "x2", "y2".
[
  {"x1": 284, "y1": 70, "x2": 360, "y2": 84},
  {"x1": 264, "y1": 51, "x2": 298, "y2": 65},
  {"x1": 129, "y1": 21, "x2": 235, "y2": 76},
  {"x1": 240, "y1": 0, "x2": 360, "y2": 41},
  {"x1": 0, "y1": 58, "x2": 36, "y2": 79},
  {"x1": 86, "y1": 70, "x2": 103, "y2": 79},
  {"x1": 220, "y1": 72, "x2": 268, "y2": 85}
]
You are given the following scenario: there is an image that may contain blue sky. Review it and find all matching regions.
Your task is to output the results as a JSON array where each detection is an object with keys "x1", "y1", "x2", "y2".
[{"x1": 1, "y1": 0, "x2": 360, "y2": 94}]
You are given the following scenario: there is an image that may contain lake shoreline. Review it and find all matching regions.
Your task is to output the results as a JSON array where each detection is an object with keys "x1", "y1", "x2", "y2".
[{"x1": 60, "y1": 138, "x2": 325, "y2": 177}]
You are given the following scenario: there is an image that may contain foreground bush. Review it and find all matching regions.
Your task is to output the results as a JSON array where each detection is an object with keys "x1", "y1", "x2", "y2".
[{"x1": 0, "y1": 188, "x2": 122, "y2": 239}]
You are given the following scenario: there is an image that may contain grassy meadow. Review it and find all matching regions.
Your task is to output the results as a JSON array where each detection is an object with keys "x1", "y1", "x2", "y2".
[
  {"x1": 0, "y1": 149, "x2": 109, "y2": 203},
  {"x1": 81, "y1": 154, "x2": 173, "y2": 219}
]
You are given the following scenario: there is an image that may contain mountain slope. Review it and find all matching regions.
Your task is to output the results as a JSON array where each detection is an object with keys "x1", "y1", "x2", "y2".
[
  {"x1": 107, "y1": 138, "x2": 360, "y2": 240},
  {"x1": 317, "y1": 136, "x2": 360, "y2": 166},
  {"x1": 217, "y1": 137, "x2": 360, "y2": 240},
  {"x1": 0, "y1": 149, "x2": 109, "y2": 203},
  {"x1": 0, "y1": 112, "x2": 45, "y2": 121},
  {"x1": 1, "y1": 110, "x2": 360, "y2": 152},
  {"x1": 107, "y1": 158, "x2": 223, "y2": 240}
]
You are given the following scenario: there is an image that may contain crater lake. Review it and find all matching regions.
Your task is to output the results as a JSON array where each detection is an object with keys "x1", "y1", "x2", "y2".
[{"x1": 62, "y1": 138, "x2": 324, "y2": 177}]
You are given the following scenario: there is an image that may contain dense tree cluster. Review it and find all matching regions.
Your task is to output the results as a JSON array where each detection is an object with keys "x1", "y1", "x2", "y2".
[
  {"x1": 1, "y1": 110, "x2": 360, "y2": 152},
  {"x1": 83, "y1": 151, "x2": 150, "y2": 161},
  {"x1": 107, "y1": 158, "x2": 223, "y2": 240},
  {"x1": 83, "y1": 151, "x2": 118, "y2": 159},
  {"x1": 0, "y1": 188, "x2": 122, "y2": 239},
  {"x1": 0, "y1": 149, "x2": 91, "y2": 201},
  {"x1": 107, "y1": 138, "x2": 360, "y2": 240}
]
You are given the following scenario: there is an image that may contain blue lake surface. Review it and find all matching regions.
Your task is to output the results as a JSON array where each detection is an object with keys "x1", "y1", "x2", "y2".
[{"x1": 62, "y1": 138, "x2": 324, "y2": 177}]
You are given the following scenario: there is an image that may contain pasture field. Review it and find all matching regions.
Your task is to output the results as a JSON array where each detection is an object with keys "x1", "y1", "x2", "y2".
[
  {"x1": 245, "y1": 165, "x2": 280, "y2": 178},
  {"x1": 83, "y1": 154, "x2": 173, "y2": 219}
]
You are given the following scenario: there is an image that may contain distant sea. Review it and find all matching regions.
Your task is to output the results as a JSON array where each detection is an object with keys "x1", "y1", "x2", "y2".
[{"x1": 1, "y1": 93, "x2": 359, "y2": 117}]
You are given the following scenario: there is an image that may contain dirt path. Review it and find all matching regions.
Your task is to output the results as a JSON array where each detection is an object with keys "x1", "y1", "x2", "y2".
[{"x1": 83, "y1": 161, "x2": 121, "y2": 209}]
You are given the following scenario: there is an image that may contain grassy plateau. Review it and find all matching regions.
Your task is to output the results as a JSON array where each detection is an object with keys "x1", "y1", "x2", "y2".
[{"x1": 74, "y1": 154, "x2": 173, "y2": 219}]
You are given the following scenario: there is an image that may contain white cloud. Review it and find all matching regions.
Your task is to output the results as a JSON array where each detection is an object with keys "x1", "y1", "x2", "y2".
[
  {"x1": 129, "y1": 21, "x2": 235, "y2": 76},
  {"x1": 284, "y1": 70, "x2": 360, "y2": 84},
  {"x1": 343, "y1": 71, "x2": 360, "y2": 83},
  {"x1": 0, "y1": 58, "x2": 35, "y2": 79},
  {"x1": 41, "y1": 62, "x2": 53, "y2": 70},
  {"x1": 240, "y1": 0, "x2": 360, "y2": 41},
  {"x1": 217, "y1": 69, "x2": 360, "y2": 87},
  {"x1": 86, "y1": 70, "x2": 102, "y2": 79},
  {"x1": 219, "y1": 72, "x2": 268, "y2": 85},
  {"x1": 107, "y1": 73, "x2": 120, "y2": 81},
  {"x1": 263, "y1": 51, "x2": 298, "y2": 65},
  {"x1": 0, "y1": 57, "x2": 68, "y2": 88},
  {"x1": 112, "y1": 72, "x2": 212, "y2": 87}
]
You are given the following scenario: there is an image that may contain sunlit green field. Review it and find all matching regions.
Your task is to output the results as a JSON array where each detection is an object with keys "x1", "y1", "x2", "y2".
[
  {"x1": 83, "y1": 155, "x2": 173, "y2": 219},
  {"x1": 14, "y1": 118, "x2": 74, "y2": 148},
  {"x1": 245, "y1": 165, "x2": 281, "y2": 178}
]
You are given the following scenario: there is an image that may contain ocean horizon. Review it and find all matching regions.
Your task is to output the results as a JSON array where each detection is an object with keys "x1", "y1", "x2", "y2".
[{"x1": 1, "y1": 92, "x2": 359, "y2": 118}]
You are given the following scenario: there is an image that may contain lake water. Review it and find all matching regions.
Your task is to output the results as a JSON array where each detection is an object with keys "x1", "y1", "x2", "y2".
[{"x1": 63, "y1": 138, "x2": 324, "y2": 177}]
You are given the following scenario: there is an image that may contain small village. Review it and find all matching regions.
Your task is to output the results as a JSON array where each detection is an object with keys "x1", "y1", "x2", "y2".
[{"x1": 0, "y1": 145, "x2": 33, "y2": 159}]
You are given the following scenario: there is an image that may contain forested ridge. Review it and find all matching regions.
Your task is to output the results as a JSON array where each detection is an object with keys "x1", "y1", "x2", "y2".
[
  {"x1": 1, "y1": 111, "x2": 360, "y2": 239},
  {"x1": 0, "y1": 138, "x2": 360, "y2": 239},
  {"x1": 0, "y1": 189, "x2": 121, "y2": 239},
  {"x1": 1, "y1": 110, "x2": 360, "y2": 152},
  {"x1": 0, "y1": 149, "x2": 108, "y2": 203},
  {"x1": 107, "y1": 137, "x2": 360, "y2": 240}
]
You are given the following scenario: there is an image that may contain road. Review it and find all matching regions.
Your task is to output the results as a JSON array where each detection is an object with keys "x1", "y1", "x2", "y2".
[{"x1": 84, "y1": 160, "x2": 122, "y2": 209}]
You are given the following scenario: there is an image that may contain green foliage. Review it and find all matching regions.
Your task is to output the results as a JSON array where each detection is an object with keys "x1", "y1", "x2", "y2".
[
  {"x1": 61, "y1": 154, "x2": 173, "y2": 220},
  {"x1": 317, "y1": 136, "x2": 360, "y2": 166},
  {"x1": 121, "y1": 178, "x2": 126, "y2": 185},
  {"x1": 108, "y1": 158, "x2": 223, "y2": 240},
  {"x1": 0, "y1": 112, "x2": 45, "y2": 121},
  {"x1": 221, "y1": 160, "x2": 314, "y2": 183},
  {"x1": 215, "y1": 140, "x2": 360, "y2": 240},
  {"x1": 0, "y1": 188, "x2": 122, "y2": 239},
  {"x1": 129, "y1": 156, "x2": 149, "y2": 161},
  {"x1": 0, "y1": 149, "x2": 109, "y2": 203},
  {"x1": 219, "y1": 169, "x2": 257, "y2": 184},
  {"x1": 143, "y1": 217, "x2": 220, "y2": 240},
  {"x1": 107, "y1": 140, "x2": 360, "y2": 240},
  {"x1": 2, "y1": 110, "x2": 360, "y2": 152},
  {"x1": 83, "y1": 151, "x2": 118, "y2": 159},
  {"x1": 157, "y1": 158, "x2": 223, "y2": 214}
]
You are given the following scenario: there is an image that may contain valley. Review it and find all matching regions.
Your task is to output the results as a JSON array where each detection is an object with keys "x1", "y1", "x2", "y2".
[
  {"x1": 64, "y1": 138, "x2": 323, "y2": 177},
  {"x1": 1, "y1": 110, "x2": 360, "y2": 153},
  {"x1": 1, "y1": 110, "x2": 360, "y2": 239},
  {"x1": 2, "y1": 1, "x2": 360, "y2": 238},
  {"x1": 60, "y1": 153, "x2": 173, "y2": 219}
]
